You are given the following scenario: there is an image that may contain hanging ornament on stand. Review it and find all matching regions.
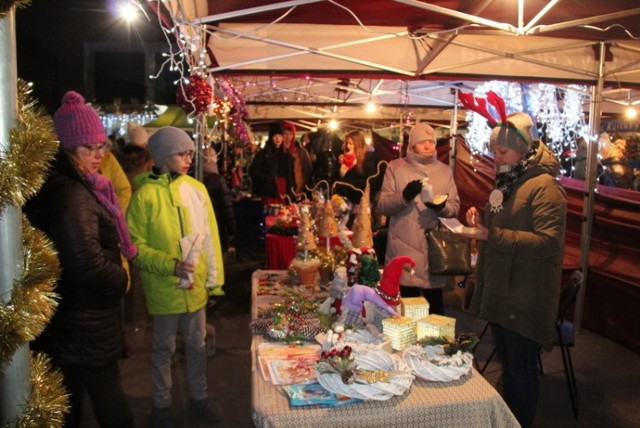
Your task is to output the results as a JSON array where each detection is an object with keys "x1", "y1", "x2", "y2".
[{"x1": 177, "y1": 74, "x2": 213, "y2": 115}]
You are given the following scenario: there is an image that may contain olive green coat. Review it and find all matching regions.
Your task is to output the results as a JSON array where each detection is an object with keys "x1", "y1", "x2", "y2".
[{"x1": 470, "y1": 142, "x2": 567, "y2": 350}]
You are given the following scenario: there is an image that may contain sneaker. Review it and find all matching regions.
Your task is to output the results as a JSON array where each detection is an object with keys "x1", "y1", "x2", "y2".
[
  {"x1": 189, "y1": 398, "x2": 224, "y2": 424},
  {"x1": 150, "y1": 406, "x2": 172, "y2": 428}
]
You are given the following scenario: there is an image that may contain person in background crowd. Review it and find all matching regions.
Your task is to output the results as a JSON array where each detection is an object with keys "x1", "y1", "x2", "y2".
[
  {"x1": 126, "y1": 126, "x2": 226, "y2": 427},
  {"x1": 24, "y1": 90, "x2": 135, "y2": 428},
  {"x1": 335, "y1": 130, "x2": 379, "y2": 205},
  {"x1": 282, "y1": 121, "x2": 312, "y2": 198},
  {"x1": 377, "y1": 122, "x2": 460, "y2": 316},
  {"x1": 101, "y1": 145, "x2": 132, "y2": 212},
  {"x1": 127, "y1": 121, "x2": 149, "y2": 148},
  {"x1": 118, "y1": 144, "x2": 154, "y2": 191},
  {"x1": 465, "y1": 112, "x2": 567, "y2": 428},
  {"x1": 228, "y1": 143, "x2": 248, "y2": 193},
  {"x1": 300, "y1": 132, "x2": 311, "y2": 149},
  {"x1": 627, "y1": 138, "x2": 640, "y2": 191},
  {"x1": 599, "y1": 138, "x2": 634, "y2": 190},
  {"x1": 308, "y1": 130, "x2": 340, "y2": 186},
  {"x1": 203, "y1": 146, "x2": 238, "y2": 259},
  {"x1": 249, "y1": 122, "x2": 295, "y2": 202},
  {"x1": 571, "y1": 136, "x2": 588, "y2": 181}
]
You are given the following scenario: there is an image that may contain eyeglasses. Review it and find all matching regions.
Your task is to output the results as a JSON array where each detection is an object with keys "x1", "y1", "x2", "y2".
[
  {"x1": 176, "y1": 150, "x2": 195, "y2": 159},
  {"x1": 80, "y1": 143, "x2": 107, "y2": 155}
]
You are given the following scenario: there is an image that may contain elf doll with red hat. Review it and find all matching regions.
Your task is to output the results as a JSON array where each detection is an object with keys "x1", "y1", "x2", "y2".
[
  {"x1": 339, "y1": 256, "x2": 415, "y2": 331},
  {"x1": 375, "y1": 256, "x2": 415, "y2": 306}
]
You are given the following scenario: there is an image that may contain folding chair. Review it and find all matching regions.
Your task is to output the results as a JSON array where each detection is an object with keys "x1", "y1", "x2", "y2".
[{"x1": 540, "y1": 269, "x2": 583, "y2": 419}]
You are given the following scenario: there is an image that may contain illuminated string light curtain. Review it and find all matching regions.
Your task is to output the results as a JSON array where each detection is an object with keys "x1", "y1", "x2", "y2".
[
  {"x1": 464, "y1": 81, "x2": 587, "y2": 158},
  {"x1": 100, "y1": 111, "x2": 158, "y2": 138}
]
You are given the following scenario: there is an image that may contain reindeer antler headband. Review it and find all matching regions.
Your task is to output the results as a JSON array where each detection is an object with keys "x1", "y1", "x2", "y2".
[{"x1": 458, "y1": 90, "x2": 531, "y2": 147}]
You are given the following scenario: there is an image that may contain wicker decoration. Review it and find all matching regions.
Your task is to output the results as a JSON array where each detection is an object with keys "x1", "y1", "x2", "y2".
[
  {"x1": 317, "y1": 200, "x2": 339, "y2": 238},
  {"x1": 402, "y1": 345, "x2": 474, "y2": 382},
  {"x1": 321, "y1": 328, "x2": 392, "y2": 354},
  {"x1": 351, "y1": 183, "x2": 373, "y2": 248},
  {"x1": 315, "y1": 350, "x2": 414, "y2": 400}
]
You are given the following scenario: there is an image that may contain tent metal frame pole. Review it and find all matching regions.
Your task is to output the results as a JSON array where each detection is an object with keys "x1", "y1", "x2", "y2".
[
  {"x1": 193, "y1": 114, "x2": 206, "y2": 181},
  {"x1": 0, "y1": 6, "x2": 29, "y2": 425},
  {"x1": 449, "y1": 88, "x2": 459, "y2": 170},
  {"x1": 575, "y1": 42, "x2": 606, "y2": 331}
]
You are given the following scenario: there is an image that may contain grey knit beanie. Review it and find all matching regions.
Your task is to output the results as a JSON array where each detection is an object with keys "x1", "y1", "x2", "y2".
[
  {"x1": 148, "y1": 126, "x2": 195, "y2": 167},
  {"x1": 408, "y1": 122, "x2": 437, "y2": 149},
  {"x1": 489, "y1": 112, "x2": 534, "y2": 154}
]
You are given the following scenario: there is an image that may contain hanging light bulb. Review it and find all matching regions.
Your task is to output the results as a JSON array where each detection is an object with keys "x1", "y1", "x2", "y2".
[
  {"x1": 366, "y1": 101, "x2": 376, "y2": 114},
  {"x1": 329, "y1": 119, "x2": 339, "y2": 130},
  {"x1": 625, "y1": 105, "x2": 637, "y2": 119}
]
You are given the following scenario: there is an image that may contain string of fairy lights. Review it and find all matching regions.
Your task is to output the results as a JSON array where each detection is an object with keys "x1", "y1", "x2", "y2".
[{"x1": 130, "y1": 0, "x2": 638, "y2": 178}]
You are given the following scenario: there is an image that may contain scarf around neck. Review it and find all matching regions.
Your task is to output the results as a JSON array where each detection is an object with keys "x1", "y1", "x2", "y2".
[
  {"x1": 85, "y1": 172, "x2": 138, "y2": 260},
  {"x1": 493, "y1": 140, "x2": 539, "y2": 203},
  {"x1": 405, "y1": 150, "x2": 436, "y2": 173}
]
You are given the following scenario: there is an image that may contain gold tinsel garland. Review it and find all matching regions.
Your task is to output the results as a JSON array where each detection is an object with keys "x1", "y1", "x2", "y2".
[
  {"x1": 0, "y1": 80, "x2": 68, "y2": 424},
  {"x1": 12, "y1": 353, "x2": 68, "y2": 427},
  {"x1": 0, "y1": 218, "x2": 61, "y2": 369},
  {"x1": 0, "y1": 0, "x2": 30, "y2": 16},
  {"x1": 0, "y1": 81, "x2": 59, "y2": 212}
]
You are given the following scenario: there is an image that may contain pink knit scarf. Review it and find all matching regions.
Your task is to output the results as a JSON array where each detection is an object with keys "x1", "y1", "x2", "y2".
[{"x1": 85, "y1": 172, "x2": 138, "y2": 260}]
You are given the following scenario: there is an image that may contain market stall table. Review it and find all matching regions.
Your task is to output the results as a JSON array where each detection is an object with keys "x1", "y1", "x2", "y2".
[{"x1": 250, "y1": 270, "x2": 519, "y2": 428}]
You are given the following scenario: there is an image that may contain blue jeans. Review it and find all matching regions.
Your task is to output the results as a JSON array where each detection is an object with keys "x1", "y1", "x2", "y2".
[
  {"x1": 491, "y1": 323, "x2": 539, "y2": 428},
  {"x1": 151, "y1": 308, "x2": 207, "y2": 408}
]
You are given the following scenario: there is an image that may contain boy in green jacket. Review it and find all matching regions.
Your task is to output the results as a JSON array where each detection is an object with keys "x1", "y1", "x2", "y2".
[{"x1": 126, "y1": 126, "x2": 225, "y2": 427}]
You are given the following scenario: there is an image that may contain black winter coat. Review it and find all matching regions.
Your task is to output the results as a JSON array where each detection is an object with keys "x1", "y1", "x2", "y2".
[
  {"x1": 24, "y1": 149, "x2": 127, "y2": 367},
  {"x1": 249, "y1": 143, "x2": 295, "y2": 198},
  {"x1": 335, "y1": 151, "x2": 381, "y2": 204}
]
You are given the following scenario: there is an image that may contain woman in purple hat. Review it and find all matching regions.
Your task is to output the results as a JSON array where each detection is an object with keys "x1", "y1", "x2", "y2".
[{"x1": 24, "y1": 91, "x2": 135, "y2": 427}]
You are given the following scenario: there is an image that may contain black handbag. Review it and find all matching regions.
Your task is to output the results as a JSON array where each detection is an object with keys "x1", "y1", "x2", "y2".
[{"x1": 425, "y1": 228, "x2": 472, "y2": 275}]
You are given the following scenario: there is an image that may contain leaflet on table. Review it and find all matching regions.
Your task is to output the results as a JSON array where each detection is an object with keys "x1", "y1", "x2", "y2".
[
  {"x1": 438, "y1": 218, "x2": 481, "y2": 235},
  {"x1": 282, "y1": 382, "x2": 363, "y2": 407},
  {"x1": 266, "y1": 355, "x2": 319, "y2": 385},
  {"x1": 258, "y1": 342, "x2": 321, "y2": 384}
]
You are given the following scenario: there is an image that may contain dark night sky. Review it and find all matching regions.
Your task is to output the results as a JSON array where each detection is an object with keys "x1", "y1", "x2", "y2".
[{"x1": 16, "y1": 0, "x2": 169, "y2": 114}]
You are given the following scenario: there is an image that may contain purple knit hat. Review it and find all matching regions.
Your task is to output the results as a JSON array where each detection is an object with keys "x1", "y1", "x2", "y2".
[{"x1": 53, "y1": 91, "x2": 107, "y2": 148}]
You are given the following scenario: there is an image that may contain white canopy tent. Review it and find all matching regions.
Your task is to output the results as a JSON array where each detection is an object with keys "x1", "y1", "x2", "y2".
[
  {"x1": 155, "y1": 1, "x2": 640, "y2": 123},
  {"x1": 155, "y1": 0, "x2": 640, "y2": 326}
]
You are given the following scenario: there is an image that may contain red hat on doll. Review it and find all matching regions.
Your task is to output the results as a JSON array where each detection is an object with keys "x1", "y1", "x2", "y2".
[{"x1": 376, "y1": 256, "x2": 415, "y2": 306}]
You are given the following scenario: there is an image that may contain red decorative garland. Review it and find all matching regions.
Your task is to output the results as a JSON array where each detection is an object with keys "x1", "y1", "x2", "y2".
[{"x1": 177, "y1": 75, "x2": 212, "y2": 114}]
